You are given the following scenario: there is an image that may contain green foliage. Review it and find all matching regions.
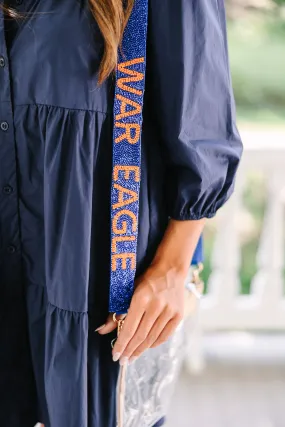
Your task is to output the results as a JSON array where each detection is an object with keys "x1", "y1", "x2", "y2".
[
  {"x1": 228, "y1": 16, "x2": 285, "y2": 122},
  {"x1": 272, "y1": 0, "x2": 285, "y2": 5}
]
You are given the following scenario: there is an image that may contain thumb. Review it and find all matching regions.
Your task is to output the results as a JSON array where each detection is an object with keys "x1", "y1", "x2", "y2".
[{"x1": 96, "y1": 313, "x2": 117, "y2": 335}]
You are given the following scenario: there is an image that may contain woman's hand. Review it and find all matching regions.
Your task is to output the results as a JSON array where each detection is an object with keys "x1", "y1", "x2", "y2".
[
  {"x1": 101, "y1": 263, "x2": 186, "y2": 365},
  {"x1": 98, "y1": 218, "x2": 205, "y2": 365}
]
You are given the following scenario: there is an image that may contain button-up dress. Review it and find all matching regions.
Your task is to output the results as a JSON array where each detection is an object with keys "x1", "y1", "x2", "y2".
[{"x1": 0, "y1": 0, "x2": 242, "y2": 426}]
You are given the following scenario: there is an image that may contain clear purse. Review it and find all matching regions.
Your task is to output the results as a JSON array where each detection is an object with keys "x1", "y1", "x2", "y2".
[{"x1": 117, "y1": 264, "x2": 204, "y2": 427}]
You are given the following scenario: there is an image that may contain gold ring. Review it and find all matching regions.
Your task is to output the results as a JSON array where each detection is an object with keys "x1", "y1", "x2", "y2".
[
  {"x1": 113, "y1": 313, "x2": 127, "y2": 324},
  {"x1": 113, "y1": 313, "x2": 120, "y2": 324}
]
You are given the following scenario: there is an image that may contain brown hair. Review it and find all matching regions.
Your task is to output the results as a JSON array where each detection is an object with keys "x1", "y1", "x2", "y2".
[
  {"x1": 1, "y1": 0, "x2": 134, "y2": 84},
  {"x1": 89, "y1": 0, "x2": 134, "y2": 83}
]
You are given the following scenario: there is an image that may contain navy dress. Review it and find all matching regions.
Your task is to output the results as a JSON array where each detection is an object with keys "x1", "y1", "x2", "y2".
[{"x1": 0, "y1": 0, "x2": 242, "y2": 426}]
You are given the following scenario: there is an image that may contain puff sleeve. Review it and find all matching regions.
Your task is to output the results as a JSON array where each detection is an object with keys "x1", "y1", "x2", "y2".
[{"x1": 145, "y1": 0, "x2": 243, "y2": 220}]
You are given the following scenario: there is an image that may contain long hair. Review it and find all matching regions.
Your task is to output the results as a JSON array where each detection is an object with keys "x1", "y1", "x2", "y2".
[
  {"x1": 1, "y1": 0, "x2": 134, "y2": 84},
  {"x1": 89, "y1": 0, "x2": 134, "y2": 83}
]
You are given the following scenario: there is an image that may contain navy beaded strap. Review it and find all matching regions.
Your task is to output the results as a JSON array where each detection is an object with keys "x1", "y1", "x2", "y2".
[{"x1": 109, "y1": 0, "x2": 203, "y2": 315}]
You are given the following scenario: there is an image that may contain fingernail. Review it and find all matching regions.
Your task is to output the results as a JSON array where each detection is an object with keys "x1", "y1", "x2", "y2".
[
  {"x1": 113, "y1": 352, "x2": 121, "y2": 362},
  {"x1": 129, "y1": 356, "x2": 138, "y2": 364},
  {"x1": 119, "y1": 356, "x2": 129, "y2": 366},
  {"x1": 95, "y1": 324, "x2": 106, "y2": 332}
]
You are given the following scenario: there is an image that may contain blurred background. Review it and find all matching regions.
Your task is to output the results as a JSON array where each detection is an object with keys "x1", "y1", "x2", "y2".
[{"x1": 167, "y1": 1, "x2": 285, "y2": 426}]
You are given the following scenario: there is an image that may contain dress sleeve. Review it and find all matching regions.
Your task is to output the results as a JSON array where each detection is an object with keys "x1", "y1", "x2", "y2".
[{"x1": 145, "y1": 0, "x2": 243, "y2": 220}]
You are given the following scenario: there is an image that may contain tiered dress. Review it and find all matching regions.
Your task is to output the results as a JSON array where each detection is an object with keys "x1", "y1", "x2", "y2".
[{"x1": 0, "y1": 0, "x2": 242, "y2": 426}]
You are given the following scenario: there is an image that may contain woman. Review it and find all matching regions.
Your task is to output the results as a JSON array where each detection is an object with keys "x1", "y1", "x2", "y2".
[{"x1": 0, "y1": 0, "x2": 242, "y2": 426}]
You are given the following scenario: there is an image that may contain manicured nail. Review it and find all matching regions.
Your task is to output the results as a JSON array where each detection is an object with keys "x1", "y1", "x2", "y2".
[
  {"x1": 129, "y1": 356, "x2": 138, "y2": 364},
  {"x1": 95, "y1": 324, "x2": 106, "y2": 332},
  {"x1": 119, "y1": 356, "x2": 129, "y2": 366},
  {"x1": 113, "y1": 352, "x2": 121, "y2": 362}
]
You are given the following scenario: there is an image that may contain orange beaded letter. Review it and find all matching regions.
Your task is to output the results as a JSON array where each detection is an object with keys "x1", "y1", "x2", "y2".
[
  {"x1": 111, "y1": 235, "x2": 136, "y2": 253},
  {"x1": 113, "y1": 165, "x2": 140, "y2": 182},
  {"x1": 115, "y1": 123, "x2": 141, "y2": 145},
  {"x1": 117, "y1": 57, "x2": 144, "y2": 96},
  {"x1": 115, "y1": 94, "x2": 142, "y2": 121},
  {"x1": 112, "y1": 183, "x2": 138, "y2": 210},
  {"x1": 112, "y1": 209, "x2": 138, "y2": 235},
  {"x1": 112, "y1": 253, "x2": 136, "y2": 272}
]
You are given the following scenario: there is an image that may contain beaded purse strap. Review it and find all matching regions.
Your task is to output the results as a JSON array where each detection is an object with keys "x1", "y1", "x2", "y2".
[{"x1": 109, "y1": 0, "x2": 203, "y2": 315}]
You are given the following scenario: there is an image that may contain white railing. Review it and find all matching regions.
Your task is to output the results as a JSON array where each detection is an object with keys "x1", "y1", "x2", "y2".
[{"x1": 186, "y1": 129, "x2": 285, "y2": 371}]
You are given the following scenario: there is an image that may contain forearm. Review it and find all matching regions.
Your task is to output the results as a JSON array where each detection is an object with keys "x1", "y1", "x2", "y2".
[{"x1": 151, "y1": 218, "x2": 206, "y2": 278}]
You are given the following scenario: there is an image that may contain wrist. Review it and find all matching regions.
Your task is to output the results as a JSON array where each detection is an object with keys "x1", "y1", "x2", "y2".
[
  {"x1": 150, "y1": 255, "x2": 189, "y2": 282},
  {"x1": 150, "y1": 218, "x2": 205, "y2": 279}
]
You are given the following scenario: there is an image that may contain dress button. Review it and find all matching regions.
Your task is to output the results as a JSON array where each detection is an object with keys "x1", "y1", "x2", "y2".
[
  {"x1": 0, "y1": 56, "x2": 5, "y2": 67},
  {"x1": 3, "y1": 185, "x2": 13, "y2": 195},
  {"x1": 0, "y1": 121, "x2": 9, "y2": 131},
  {"x1": 7, "y1": 245, "x2": 16, "y2": 254}
]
